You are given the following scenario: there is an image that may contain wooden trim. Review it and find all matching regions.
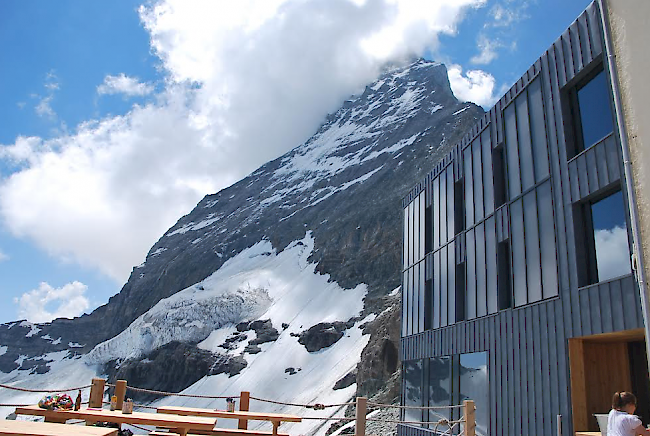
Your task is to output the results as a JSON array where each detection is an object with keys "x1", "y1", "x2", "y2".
[{"x1": 569, "y1": 338, "x2": 588, "y2": 432}]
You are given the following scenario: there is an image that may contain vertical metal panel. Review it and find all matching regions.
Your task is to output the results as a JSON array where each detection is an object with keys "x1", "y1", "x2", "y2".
[
  {"x1": 420, "y1": 192, "x2": 426, "y2": 260},
  {"x1": 623, "y1": 276, "x2": 642, "y2": 329},
  {"x1": 538, "y1": 181, "x2": 559, "y2": 298},
  {"x1": 547, "y1": 39, "x2": 575, "y2": 293},
  {"x1": 606, "y1": 135, "x2": 621, "y2": 181},
  {"x1": 524, "y1": 191, "x2": 542, "y2": 302},
  {"x1": 402, "y1": 271, "x2": 408, "y2": 336},
  {"x1": 489, "y1": 316, "x2": 497, "y2": 436},
  {"x1": 578, "y1": 12, "x2": 593, "y2": 66},
  {"x1": 586, "y1": 147, "x2": 599, "y2": 194},
  {"x1": 414, "y1": 196, "x2": 420, "y2": 263},
  {"x1": 577, "y1": 153, "x2": 590, "y2": 198},
  {"x1": 589, "y1": 285, "x2": 603, "y2": 332},
  {"x1": 447, "y1": 166, "x2": 455, "y2": 241},
  {"x1": 482, "y1": 129, "x2": 495, "y2": 218},
  {"x1": 554, "y1": 40, "x2": 568, "y2": 89},
  {"x1": 587, "y1": 2, "x2": 603, "y2": 57},
  {"x1": 511, "y1": 199, "x2": 527, "y2": 306},
  {"x1": 408, "y1": 202, "x2": 414, "y2": 267},
  {"x1": 580, "y1": 287, "x2": 592, "y2": 336},
  {"x1": 512, "y1": 311, "x2": 522, "y2": 436},
  {"x1": 440, "y1": 245, "x2": 448, "y2": 327},
  {"x1": 569, "y1": 21, "x2": 584, "y2": 75},
  {"x1": 504, "y1": 103, "x2": 521, "y2": 198},
  {"x1": 464, "y1": 146, "x2": 474, "y2": 229},
  {"x1": 440, "y1": 172, "x2": 447, "y2": 246},
  {"x1": 525, "y1": 308, "x2": 535, "y2": 436},
  {"x1": 476, "y1": 223, "x2": 487, "y2": 317},
  {"x1": 472, "y1": 138, "x2": 484, "y2": 223},
  {"x1": 561, "y1": 30, "x2": 576, "y2": 82},
  {"x1": 599, "y1": 282, "x2": 614, "y2": 332},
  {"x1": 419, "y1": 262, "x2": 426, "y2": 333},
  {"x1": 433, "y1": 252, "x2": 440, "y2": 329},
  {"x1": 448, "y1": 240, "x2": 456, "y2": 325},
  {"x1": 486, "y1": 216, "x2": 498, "y2": 314},
  {"x1": 433, "y1": 177, "x2": 440, "y2": 251},
  {"x1": 467, "y1": 228, "x2": 476, "y2": 319},
  {"x1": 596, "y1": 140, "x2": 610, "y2": 187},
  {"x1": 538, "y1": 304, "x2": 551, "y2": 436},
  {"x1": 516, "y1": 91, "x2": 536, "y2": 192},
  {"x1": 404, "y1": 207, "x2": 408, "y2": 271},
  {"x1": 528, "y1": 77, "x2": 551, "y2": 182}
]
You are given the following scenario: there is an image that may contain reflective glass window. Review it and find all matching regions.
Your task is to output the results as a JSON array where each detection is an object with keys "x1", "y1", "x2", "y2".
[
  {"x1": 420, "y1": 192, "x2": 426, "y2": 261},
  {"x1": 402, "y1": 271, "x2": 408, "y2": 335},
  {"x1": 592, "y1": 191, "x2": 631, "y2": 282},
  {"x1": 418, "y1": 262, "x2": 425, "y2": 333},
  {"x1": 404, "y1": 360, "x2": 423, "y2": 423},
  {"x1": 440, "y1": 173, "x2": 448, "y2": 246},
  {"x1": 403, "y1": 207, "x2": 409, "y2": 270},
  {"x1": 428, "y1": 357, "x2": 452, "y2": 424},
  {"x1": 447, "y1": 166, "x2": 455, "y2": 240},
  {"x1": 440, "y1": 245, "x2": 448, "y2": 327},
  {"x1": 459, "y1": 352, "x2": 489, "y2": 436},
  {"x1": 577, "y1": 69, "x2": 613, "y2": 150},
  {"x1": 448, "y1": 241, "x2": 456, "y2": 324}
]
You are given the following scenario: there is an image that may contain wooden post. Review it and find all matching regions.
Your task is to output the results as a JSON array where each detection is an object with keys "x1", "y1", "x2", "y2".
[
  {"x1": 114, "y1": 380, "x2": 127, "y2": 410},
  {"x1": 464, "y1": 400, "x2": 476, "y2": 436},
  {"x1": 88, "y1": 378, "x2": 105, "y2": 408},
  {"x1": 238, "y1": 391, "x2": 250, "y2": 430},
  {"x1": 355, "y1": 396, "x2": 367, "y2": 436}
]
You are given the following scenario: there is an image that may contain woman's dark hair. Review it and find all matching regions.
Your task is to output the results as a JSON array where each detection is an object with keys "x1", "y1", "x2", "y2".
[{"x1": 612, "y1": 391, "x2": 637, "y2": 409}]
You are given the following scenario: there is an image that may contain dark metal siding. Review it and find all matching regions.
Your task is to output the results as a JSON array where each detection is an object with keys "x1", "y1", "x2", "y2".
[{"x1": 399, "y1": 2, "x2": 643, "y2": 436}]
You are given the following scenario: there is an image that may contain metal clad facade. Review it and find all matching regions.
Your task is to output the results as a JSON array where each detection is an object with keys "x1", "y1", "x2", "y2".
[{"x1": 398, "y1": 2, "x2": 643, "y2": 435}]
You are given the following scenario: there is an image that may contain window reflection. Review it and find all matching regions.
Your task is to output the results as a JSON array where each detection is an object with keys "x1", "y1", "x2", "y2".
[
  {"x1": 459, "y1": 352, "x2": 489, "y2": 436},
  {"x1": 591, "y1": 191, "x2": 631, "y2": 281},
  {"x1": 429, "y1": 357, "x2": 452, "y2": 425},
  {"x1": 576, "y1": 69, "x2": 613, "y2": 149},
  {"x1": 403, "y1": 360, "x2": 423, "y2": 423}
]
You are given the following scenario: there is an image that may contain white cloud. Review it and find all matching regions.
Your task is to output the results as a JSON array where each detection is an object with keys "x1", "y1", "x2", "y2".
[
  {"x1": 14, "y1": 281, "x2": 90, "y2": 323},
  {"x1": 489, "y1": 2, "x2": 530, "y2": 28},
  {"x1": 470, "y1": 34, "x2": 502, "y2": 65},
  {"x1": 595, "y1": 226, "x2": 632, "y2": 281},
  {"x1": 35, "y1": 95, "x2": 55, "y2": 119},
  {"x1": 0, "y1": 248, "x2": 8, "y2": 262},
  {"x1": 97, "y1": 74, "x2": 155, "y2": 97},
  {"x1": 0, "y1": 0, "x2": 486, "y2": 284},
  {"x1": 448, "y1": 64, "x2": 501, "y2": 107}
]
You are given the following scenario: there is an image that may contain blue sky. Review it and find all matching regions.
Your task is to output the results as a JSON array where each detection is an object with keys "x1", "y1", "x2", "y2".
[{"x1": 0, "y1": 0, "x2": 592, "y2": 324}]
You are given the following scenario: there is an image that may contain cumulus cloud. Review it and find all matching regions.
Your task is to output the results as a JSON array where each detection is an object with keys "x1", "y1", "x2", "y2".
[
  {"x1": 595, "y1": 226, "x2": 632, "y2": 281},
  {"x1": 97, "y1": 73, "x2": 155, "y2": 97},
  {"x1": 448, "y1": 64, "x2": 500, "y2": 107},
  {"x1": 35, "y1": 95, "x2": 56, "y2": 119},
  {"x1": 14, "y1": 281, "x2": 90, "y2": 323},
  {"x1": 0, "y1": 248, "x2": 8, "y2": 262},
  {"x1": 34, "y1": 71, "x2": 60, "y2": 119},
  {"x1": 0, "y1": 0, "x2": 486, "y2": 283},
  {"x1": 489, "y1": 2, "x2": 530, "y2": 28}
]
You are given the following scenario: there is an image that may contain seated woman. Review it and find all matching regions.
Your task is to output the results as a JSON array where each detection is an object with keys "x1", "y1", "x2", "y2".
[{"x1": 609, "y1": 392, "x2": 650, "y2": 436}]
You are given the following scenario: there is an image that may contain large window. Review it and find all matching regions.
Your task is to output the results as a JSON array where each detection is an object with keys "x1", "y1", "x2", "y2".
[
  {"x1": 576, "y1": 189, "x2": 632, "y2": 286},
  {"x1": 566, "y1": 66, "x2": 614, "y2": 158},
  {"x1": 403, "y1": 352, "x2": 489, "y2": 435}
]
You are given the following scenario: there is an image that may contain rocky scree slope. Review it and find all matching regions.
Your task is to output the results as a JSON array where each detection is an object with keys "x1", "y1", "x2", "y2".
[{"x1": 0, "y1": 59, "x2": 482, "y2": 403}]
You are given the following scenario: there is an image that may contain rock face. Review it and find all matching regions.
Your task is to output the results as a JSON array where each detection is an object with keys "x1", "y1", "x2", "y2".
[
  {"x1": 356, "y1": 292, "x2": 402, "y2": 403},
  {"x1": 297, "y1": 321, "x2": 356, "y2": 352},
  {"x1": 104, "y1": 341, "x2": 246, "y2": 401},
  {"x1": 0, "y1": 59, "x2": 483, "y2": 406}
]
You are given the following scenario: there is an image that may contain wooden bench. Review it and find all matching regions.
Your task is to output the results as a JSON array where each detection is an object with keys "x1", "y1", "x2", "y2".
[
  {"x1": 148, "y1": 429, "x2": 289, "y2": 436},
  {"x1": 0, "y1": 419, "x2": 119, "y2": 436}
]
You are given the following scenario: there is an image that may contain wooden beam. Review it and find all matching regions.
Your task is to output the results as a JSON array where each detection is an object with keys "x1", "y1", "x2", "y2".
[
  {"x1": 114, "y1": 380, "x2": 127, "y2": 410},
  {"x1": 355, "y1": 397, "x2": 366, "y2": 436},
  {"x1": 89, "y1": 378, "x2": 106, "y2": 409},
  {"x1": 568, "y1": 338, "x2": 588, "y2": 432},
  {"x1": 238, "y1": 391, "x2": 250, "y2": 430}
]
